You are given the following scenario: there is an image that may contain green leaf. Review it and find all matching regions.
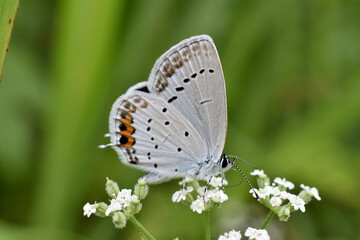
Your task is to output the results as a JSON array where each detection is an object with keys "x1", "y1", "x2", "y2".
[{"x1": 0, "y1": 0, "x2": 19, "y2": 81}]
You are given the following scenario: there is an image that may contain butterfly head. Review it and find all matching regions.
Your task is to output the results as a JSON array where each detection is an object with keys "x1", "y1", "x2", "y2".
[{"x1": 218, "y1": 154, "x2": 233, "y2": 172}]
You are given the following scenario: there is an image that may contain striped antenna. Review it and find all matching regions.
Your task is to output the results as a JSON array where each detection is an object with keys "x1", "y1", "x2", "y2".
[{"x1": 229, "y1": 155, "x2": 259, "y2": 200}]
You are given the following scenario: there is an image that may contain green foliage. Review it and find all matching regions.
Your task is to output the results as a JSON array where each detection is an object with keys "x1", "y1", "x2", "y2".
[
  {"x1": 0, "y1": 0, "x2": 19, "y2": 80},
  {"x1": 0, "y1": 0, "x2": 359, "y2": 239}
]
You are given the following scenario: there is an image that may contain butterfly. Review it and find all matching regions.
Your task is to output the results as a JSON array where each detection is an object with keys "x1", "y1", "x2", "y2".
[{"x1": 101, "y1": 35, "x2": 232, "y2": 184}]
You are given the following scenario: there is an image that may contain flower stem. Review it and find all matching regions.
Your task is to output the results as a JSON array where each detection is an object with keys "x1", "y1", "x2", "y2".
[
  {"x1": 129, "y1": 216, "x2": 156, "y2": 240},
  {"x1": 260, "y1": 210, "x2": 275, "y2": 229},
  {"x1": 204, "y1": 211, "x2": 211, "y2": 240}
]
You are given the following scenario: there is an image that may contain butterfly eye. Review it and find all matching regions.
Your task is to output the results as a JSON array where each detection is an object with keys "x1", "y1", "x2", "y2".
[{"x1": 221, "y1": 158, "x2": 228, "y2": 168}]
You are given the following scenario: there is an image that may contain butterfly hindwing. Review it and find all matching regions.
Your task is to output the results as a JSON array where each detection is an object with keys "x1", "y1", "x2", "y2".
[{"x1": 109, "y1": 82, "x2": 207, "y2": 182}]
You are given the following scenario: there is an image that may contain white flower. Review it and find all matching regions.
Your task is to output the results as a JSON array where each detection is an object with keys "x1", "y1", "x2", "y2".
[
  {"x1": 105, "y1": 189, "x2": 139, "y2": 216},
  {"x1": 274, "y1": 177, "x2": 294, "y2": 190},
  {"x1": 117, "y1": 189, "x2": 132, "y2": 198},
  {"x1": 244, "y1": 227, "x2": 270, "y2": 240},
  {"x1": 106, "y1": 198, "x2": 123, "y2": 216},
  {"x1": 197, "y1": 186, "x2": 206, "y2": 196},
  {"x1": 278, "y1": 191, "x2": 289, "y2": 200},
  {"x1": 218, "y1": 230, "x2": 242, "y2": 240},
  {"x1": 207, "y1": 189, "x2": 228, "y2": 203},
  {"x1": 269, "y1": 196, "x2": 282, "y2": 207},
  {"x1": 83, "y1": 202, "x2": 97, "y2": 217},
  {"x1": 257, "y1": 186, "x2": 280, "y2": 198},
  {"x1": 208, "y1": 176, "x2": 228, "y2": 187},
  {"x1": 172, "y1": 186, "x2": 194, "y2": 202},
  {"x1": 300, "y1": 184, "x2": 321, "y2": 200},
  {"x1": 118, "y1": 189, "x2": 138, "y2": 208},
  {"x1": 250, "y1": 169, "x2": 266, "y2": 177},
  {"x1": 190, "y1": 198, "x2": 205, "y2": 214},
  {"x1": 197, "y1": 188, "x2": 228, "y2": 204},
  {"x1": 129, "y1": 194, "x2": 140, "y2": 204},
  {"x1": 287, "y1": 194, "x2": 305, "y2": 212}
]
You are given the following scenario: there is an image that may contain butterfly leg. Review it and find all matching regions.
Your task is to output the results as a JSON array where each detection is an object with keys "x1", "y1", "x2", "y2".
[
  {"x1": 221, "y1": 172, "x2": 225, "y2": 192},
  {"x1": 202, "y1": 176, "x2": 213, "y2": 203}
]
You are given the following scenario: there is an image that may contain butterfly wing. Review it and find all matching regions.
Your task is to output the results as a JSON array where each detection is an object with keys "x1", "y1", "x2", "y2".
[
  {"x1": 148, "y1": 35, "x2": 227, "y2": 162},
  {"x1": 108, "y1": 35, "x2": 227, "y2": 183}
]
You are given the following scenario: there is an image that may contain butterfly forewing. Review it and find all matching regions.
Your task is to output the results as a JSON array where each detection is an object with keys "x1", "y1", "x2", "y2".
[{"x1": 148, "y1": 35, "x2": 227, "y2": 161}]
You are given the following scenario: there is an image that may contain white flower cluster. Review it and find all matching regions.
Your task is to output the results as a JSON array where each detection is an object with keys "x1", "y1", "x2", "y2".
[
  {"x1": 218, "y1": 230, "x2": 242, "y2": 240},
  {"x1": 218, "y1": 227, "x2": 270, "y2": 240},
  {"x1": 249, "y1": 169, "x2": 321, "y2": 221},
  {"x1": 83, "y1": 178, "x2": 148, "y2": 228},
  {"x1": 105, "y1": 189, "x2": 139, "y2": 216},
  {"x1": 172, "y1": 175, "x2": 229, "y2": 214},
  {"x1": 244, "y1": 227, "x2": 270, "y2": 240}
]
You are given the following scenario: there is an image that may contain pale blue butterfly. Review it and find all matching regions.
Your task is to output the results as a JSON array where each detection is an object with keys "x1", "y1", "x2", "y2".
[{"x1": 100, "y1": 35, "x2": 232, "y2": 183}]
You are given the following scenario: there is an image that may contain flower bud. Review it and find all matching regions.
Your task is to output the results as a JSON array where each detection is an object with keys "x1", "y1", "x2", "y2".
[
  {"x1": 257, "y1": 175, "x2": 270, "y2": 189},
  {"x1": 278, "y1": 204, "x2": 291, "y2": 222},
  {"x1": 134, "y1": 179, "x2": 149, "y2": 200},
  {"x1": 94, "y1": 202, "x2": 109, "y2": 217},
  {"x1": 298, "y1": 190, "x2": 312, "y2": 204},
  {"x1": 112, "y1": 212, "x2": 127, "y2": 229},
  {"x1": 105, "y1": 178, "x2": 120, "y2": 198},
  {"x1": 123, "y1": 202, "x2": 142, "y2": 217}
]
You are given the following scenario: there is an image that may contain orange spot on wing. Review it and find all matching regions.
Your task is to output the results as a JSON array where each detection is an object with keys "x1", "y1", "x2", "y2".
[
  {"x1": 118, "y1": 130, "x2": 133, "y2": 138},
  {"x1": 120, "y1": 114, "x2": 133, "y2": 125},
  {"x1": 121, "y1": 137, "x2": 135, "y2": 148}
]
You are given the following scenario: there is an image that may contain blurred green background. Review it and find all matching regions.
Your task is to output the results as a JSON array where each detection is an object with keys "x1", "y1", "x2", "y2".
[{"x1": 1, "y1": 0, "x2": 359, "y2": 239}]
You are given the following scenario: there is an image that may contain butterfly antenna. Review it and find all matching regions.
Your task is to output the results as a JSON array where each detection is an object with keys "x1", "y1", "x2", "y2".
[
  {"x1": 228, "y1": 155, "x2": 258, "y2": 169},
  {"x1": 231, "y1": 159, "x2": 259, "y2": 200}
]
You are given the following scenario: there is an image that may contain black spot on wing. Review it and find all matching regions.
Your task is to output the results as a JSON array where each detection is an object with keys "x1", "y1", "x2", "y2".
[
  {"x1": 119, "y1": 123, "x2": 126, "y2": 131},
  {"x1": 136, "y1": 86, "x2": 150, "y2": 93},
  {"x1": 168, "y1": 96, "x2": 177, "y2": 103},
  {"x1": 120, "y1": 136, "x2": 128, "y2": 144},
  {"x1": 200, "y1": 99, "x2": 213, "y2": 105}
]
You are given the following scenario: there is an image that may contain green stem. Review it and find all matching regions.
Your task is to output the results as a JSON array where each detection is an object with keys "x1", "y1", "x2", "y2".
[
  {"x1": 129, "y1": 216, "x2": 156, "y2": 240},
  {"x1": 204, "y1": 211, "x2": 211, "y2": 240},
  {"x1": 260, "y1": 210, "x2": 275, "y2": 229}
]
